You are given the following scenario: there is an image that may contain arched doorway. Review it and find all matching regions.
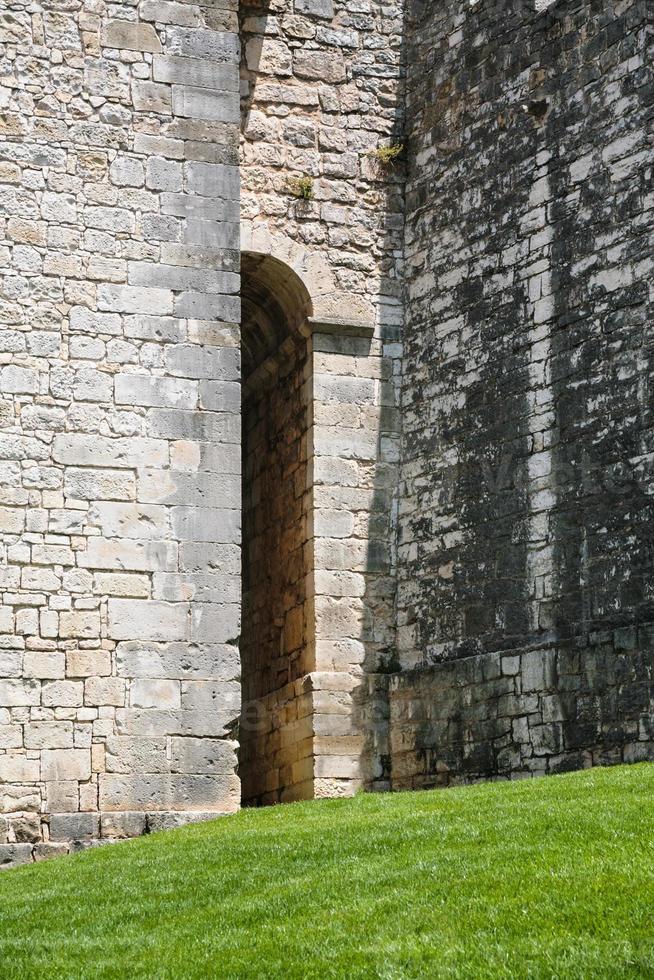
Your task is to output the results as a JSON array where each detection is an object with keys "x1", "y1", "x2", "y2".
[{"x1": 239, "y1": 252, "x2": 314, "y2": 805}]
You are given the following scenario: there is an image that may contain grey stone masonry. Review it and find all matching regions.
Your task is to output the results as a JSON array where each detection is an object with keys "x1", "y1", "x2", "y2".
[
  {"x1": 0, "y1": 0, "x2": 241, "y2": 866},
  {"x1": 394, "y1": 0, "x2": 654, "y2": 785}
]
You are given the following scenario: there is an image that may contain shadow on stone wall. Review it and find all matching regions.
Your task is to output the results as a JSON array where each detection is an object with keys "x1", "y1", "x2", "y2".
[{"x1": 382, "y1": 0, "x2": 654, "y2": 789}]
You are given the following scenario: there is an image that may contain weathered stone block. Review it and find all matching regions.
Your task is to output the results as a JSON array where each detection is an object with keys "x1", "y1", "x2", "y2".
[
  {"x1": 49, "y1": 813, "x2": 100, "y2": 842},
  {"x1": 101, "y1": 20, "x2": 161, "y2": 53},
  {"x1": 41, "y1": 749, "x2": 91, "y2": 782},
  {"x1": 100, "y1": 811, "x2": 147, "y2": 839},
  {"x1": 107, "y1": 599, "x2": 189, "y2": 642},
  {"x1": 170, "y1": 737, "x2": 237, "y2": 774},
  {"x1": 98, "y1": 773, "x2": 240, "y2": 812},
  {"x1": 130, "y1": 679, "x2": 180, "y2": 709},
  {"x1": 0, "y1": 844, "x2": 33, "y2": 869}
]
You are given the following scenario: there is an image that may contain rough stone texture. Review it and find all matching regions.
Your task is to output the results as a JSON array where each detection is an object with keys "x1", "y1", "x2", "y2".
[
  {"x1": 240, "y1": 336, "x2": 312, "y2": 804},
  {"x1": 394, "y1": 0, "x2": 654, "y2": 783},
  {"x1": 238, "y1": 0, "x2": 405, "y2": 799},
  {"x1": 0, "y1": 0, "x2": 242, "y2": 861}
]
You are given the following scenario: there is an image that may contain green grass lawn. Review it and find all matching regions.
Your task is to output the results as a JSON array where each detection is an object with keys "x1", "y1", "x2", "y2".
[{"x1": 1, "y1": 764, "x2": 654, "y2": 979}]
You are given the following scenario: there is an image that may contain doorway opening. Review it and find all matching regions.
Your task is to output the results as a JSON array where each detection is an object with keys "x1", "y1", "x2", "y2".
[{"x1": 239, "y1": 253, "x2": 314, "y2": 805}]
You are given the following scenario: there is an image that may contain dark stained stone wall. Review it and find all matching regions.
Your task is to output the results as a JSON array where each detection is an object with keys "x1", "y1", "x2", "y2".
[{"x1": 393, "y1": 0, "x2": 654, "y2": 785}]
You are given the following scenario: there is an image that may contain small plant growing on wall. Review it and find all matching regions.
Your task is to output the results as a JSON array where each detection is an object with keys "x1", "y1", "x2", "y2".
[
  {"x1": 287, "y1": 176, "x2": 315, "y2": 200},
  {"x1": 371, "y1": 143, "x2": 405, "y2": 168}
]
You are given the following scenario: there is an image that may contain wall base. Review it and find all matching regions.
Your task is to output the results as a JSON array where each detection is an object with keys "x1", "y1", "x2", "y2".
[
  {"x1": 0, "y1": 810, "x2": 232, "y2": 871},
  {"x1": 389, "y1": 625, "x2": 654, "y2": 790}
]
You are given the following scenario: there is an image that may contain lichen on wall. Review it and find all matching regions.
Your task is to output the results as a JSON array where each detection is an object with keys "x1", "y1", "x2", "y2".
[{"x1": 394, "y1": 0, "x2": 654, "y2": 785}]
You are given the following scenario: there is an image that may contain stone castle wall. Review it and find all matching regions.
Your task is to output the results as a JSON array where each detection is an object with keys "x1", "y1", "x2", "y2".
[
  {"x1": 0, "y1": 0, "x2": 243, "y2": 865},
  {"x1": 393, "y1": 0, "x2": 654, "y2": 786},
  {"x1": 0, "y1": 0, "x2": 407, "y2": 865},
  {"x1": 238, "y1": 0, "x2": 405, "y2": 798}
]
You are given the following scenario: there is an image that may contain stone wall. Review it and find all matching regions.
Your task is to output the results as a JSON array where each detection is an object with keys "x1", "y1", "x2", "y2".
[
  {"x1": 0, "y1": 0, "x2": 242, "y2": 865},
  {"x1": 240, "y1": 336, "x2": 312, "y2": 804},
  {"x1": 239, "y1": 0, "x2": 405, "y2": 797},
  {"x1": 394, "y1": 0, "x2": 654, "y2": 785}
]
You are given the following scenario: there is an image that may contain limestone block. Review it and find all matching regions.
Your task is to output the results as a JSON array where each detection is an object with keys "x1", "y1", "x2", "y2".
[
  {"x1": 107, "y1": 599, "x2": 189, "y2": 642},
  {"x1": 146, "y1": 811, "x2": 220, "y2": 833},
  {"x1": 11, "y1": 814, "x2": 42, "y2": 844},
  {"x1": 138, "y1": 470, "x2": 239, "y2": 509},
  {"x1": 90, "y1": 502, "x2": 170, "y2": 541},
  {"x1": 129, "y1": 262, "x2": 239, "y2": 296},
  {"x1": 53, "y1": 434, "x2": 167, "y2": 469},
  {"x1": 0, "y1": 366, "x2": 39, "y2": 395},
  {"x1": 34, "y1": 842, "x2": 70, "y2": 861},
  {"x1": 92, "y1": 574, "x2": 149, "y2": 599},
  {"x1": 132, "y1": 82, "x2": 172, "y2": 114},
  {"x1": 293, "y1": 49, "x2": 345, "y2": 83},
  {"x1": 24, "y1": 722, "x2": 74, "y2": 750},
  {"x1": 73, "y1": 369, "x2": 113, "y2": 403},
  {"x1": 98, "y1": 772, "x2": 240, "y2": 811},
  {"x1": 130, "y1": 679, "x2": 181, "y2": 709},
  {"x1": 0, "y1": 844, "x2": 33, "y2": 869},
  {"x1": 78, "y1": 539, "x2": 178, "y2": 572},
  {"x1": 66, "y1": 649, "x2": 111, "y2": 678},
  {"x1": 521, "y1": 650, "x2": 556, "y2": 693},
  {"x1": 140, "y1": 1, "x2": 202, "y2": 28},
  {"x1": 97, "y1": 285, "x2": 174, "y2": 316},
  {"x1": 109, "y1": 157, "x2": 144, "y2": 187},
  {"x1": 101, "y1": 20, "x2": 162, "y2": 53},
  {"x1": 45, "y1": 781, "x2": 78, "y2": 814},
  {"x1": 198, "y1": 381, "x2": 240, "y2": 413},
  {"x1": 180, "y1": 679, "x2": 240, "y2": 713},
  {"x1": 0, "y1": 726, "x2": 22, "y2": 749},
  {"x1": 185, "y1": 162, "x2": 239, "y2": 201},
  {"x1": 152, "y1": 571, "x2": 239, "y2": 604},
  {"x1": 145, "y1": 158, "x2": 183, "y2": 193},
  {"x1": 190, "y1": 603, "x2": 240, "y2": 644},
  {"x1": 41, "y1": 192, "x2": 76, "y2": 224},
  {"x1": 100, "y1": 811, "x2": 147, "y2": 838},
  {"x1": 64, "y1": 468, "x2": 135, "y2": 502},
  {"x1": 313, "y1": 375, "x2": 376, "y2": 404},
  {"x1": 85, "y1": 677, "x2": 125, "y2": 707},
  {"x1": 23, "y1": 651, "x2": 65, "y2": 680},
  {"x1": 165, "y1": 27, "x2": 240, "y2": 63},
  {"x1": 246, "y1": 38, "x2": 292, "y2": 76},
  {"x1": 42, "y1": 681, "x2": 83, "y2": 708},
  {"x1": 0, "y1": 754, "x2": 40, "y2": 783},
  {"x1": 85, "y1": 206, "x2": 135, "y2": 234},
  {"x1": 146, "y1": 409, "x2": 237, "y2": 443},
  {"x1": 123, "y1": 315, "x2": 185, "y2": 343},
  {"x1": 104, "y1": 737, "x2": 168, "y2": 774},
  {"x1": 172, "y1": 86, "x2": 239, "y2": 123},
  {"x1": 171, "y1": 507, "x2": 240, "y2": 543},
  {"x1": 314, "y1": 755, "x2": 361, "y2": 779},
  {"x1": 116, "y1": 640, "x2": 240, "y2": 682},
  {"x1": 49, "y1": 813, "x2": 100, "y2": 842},
  {"x1": 59, "y1": 612, "x2": 101, "y2": 639},
  {"x1": 295, "y1": 0, "x2": 334, "y2": 16},
  {"x1": 41, "y1": 749, "x2": 91, "y2": 782},
  {"x1": 153, "y1": 56, "x2": 238, "y2": 91},
  {"x1": 170, "y1": 737, "x2": 237, "y2": 774},
  {"x1": 69, "y1": 308, "x2": 122, "y2": 336},
  {"x1": 0, "y1": 680, "x2": 40, "y2": 707}
]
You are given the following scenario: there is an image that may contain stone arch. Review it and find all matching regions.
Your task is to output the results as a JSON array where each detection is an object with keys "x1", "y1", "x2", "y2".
[
  {"x1": 240, "y1": 225, "x2": 376, "y2": 327},
  {"x1": 239, "y1": 245, "x2": 380, "y2": 807},
  {"x1": 240, "y1": 251, "x2": 314, "y2": 379}
]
